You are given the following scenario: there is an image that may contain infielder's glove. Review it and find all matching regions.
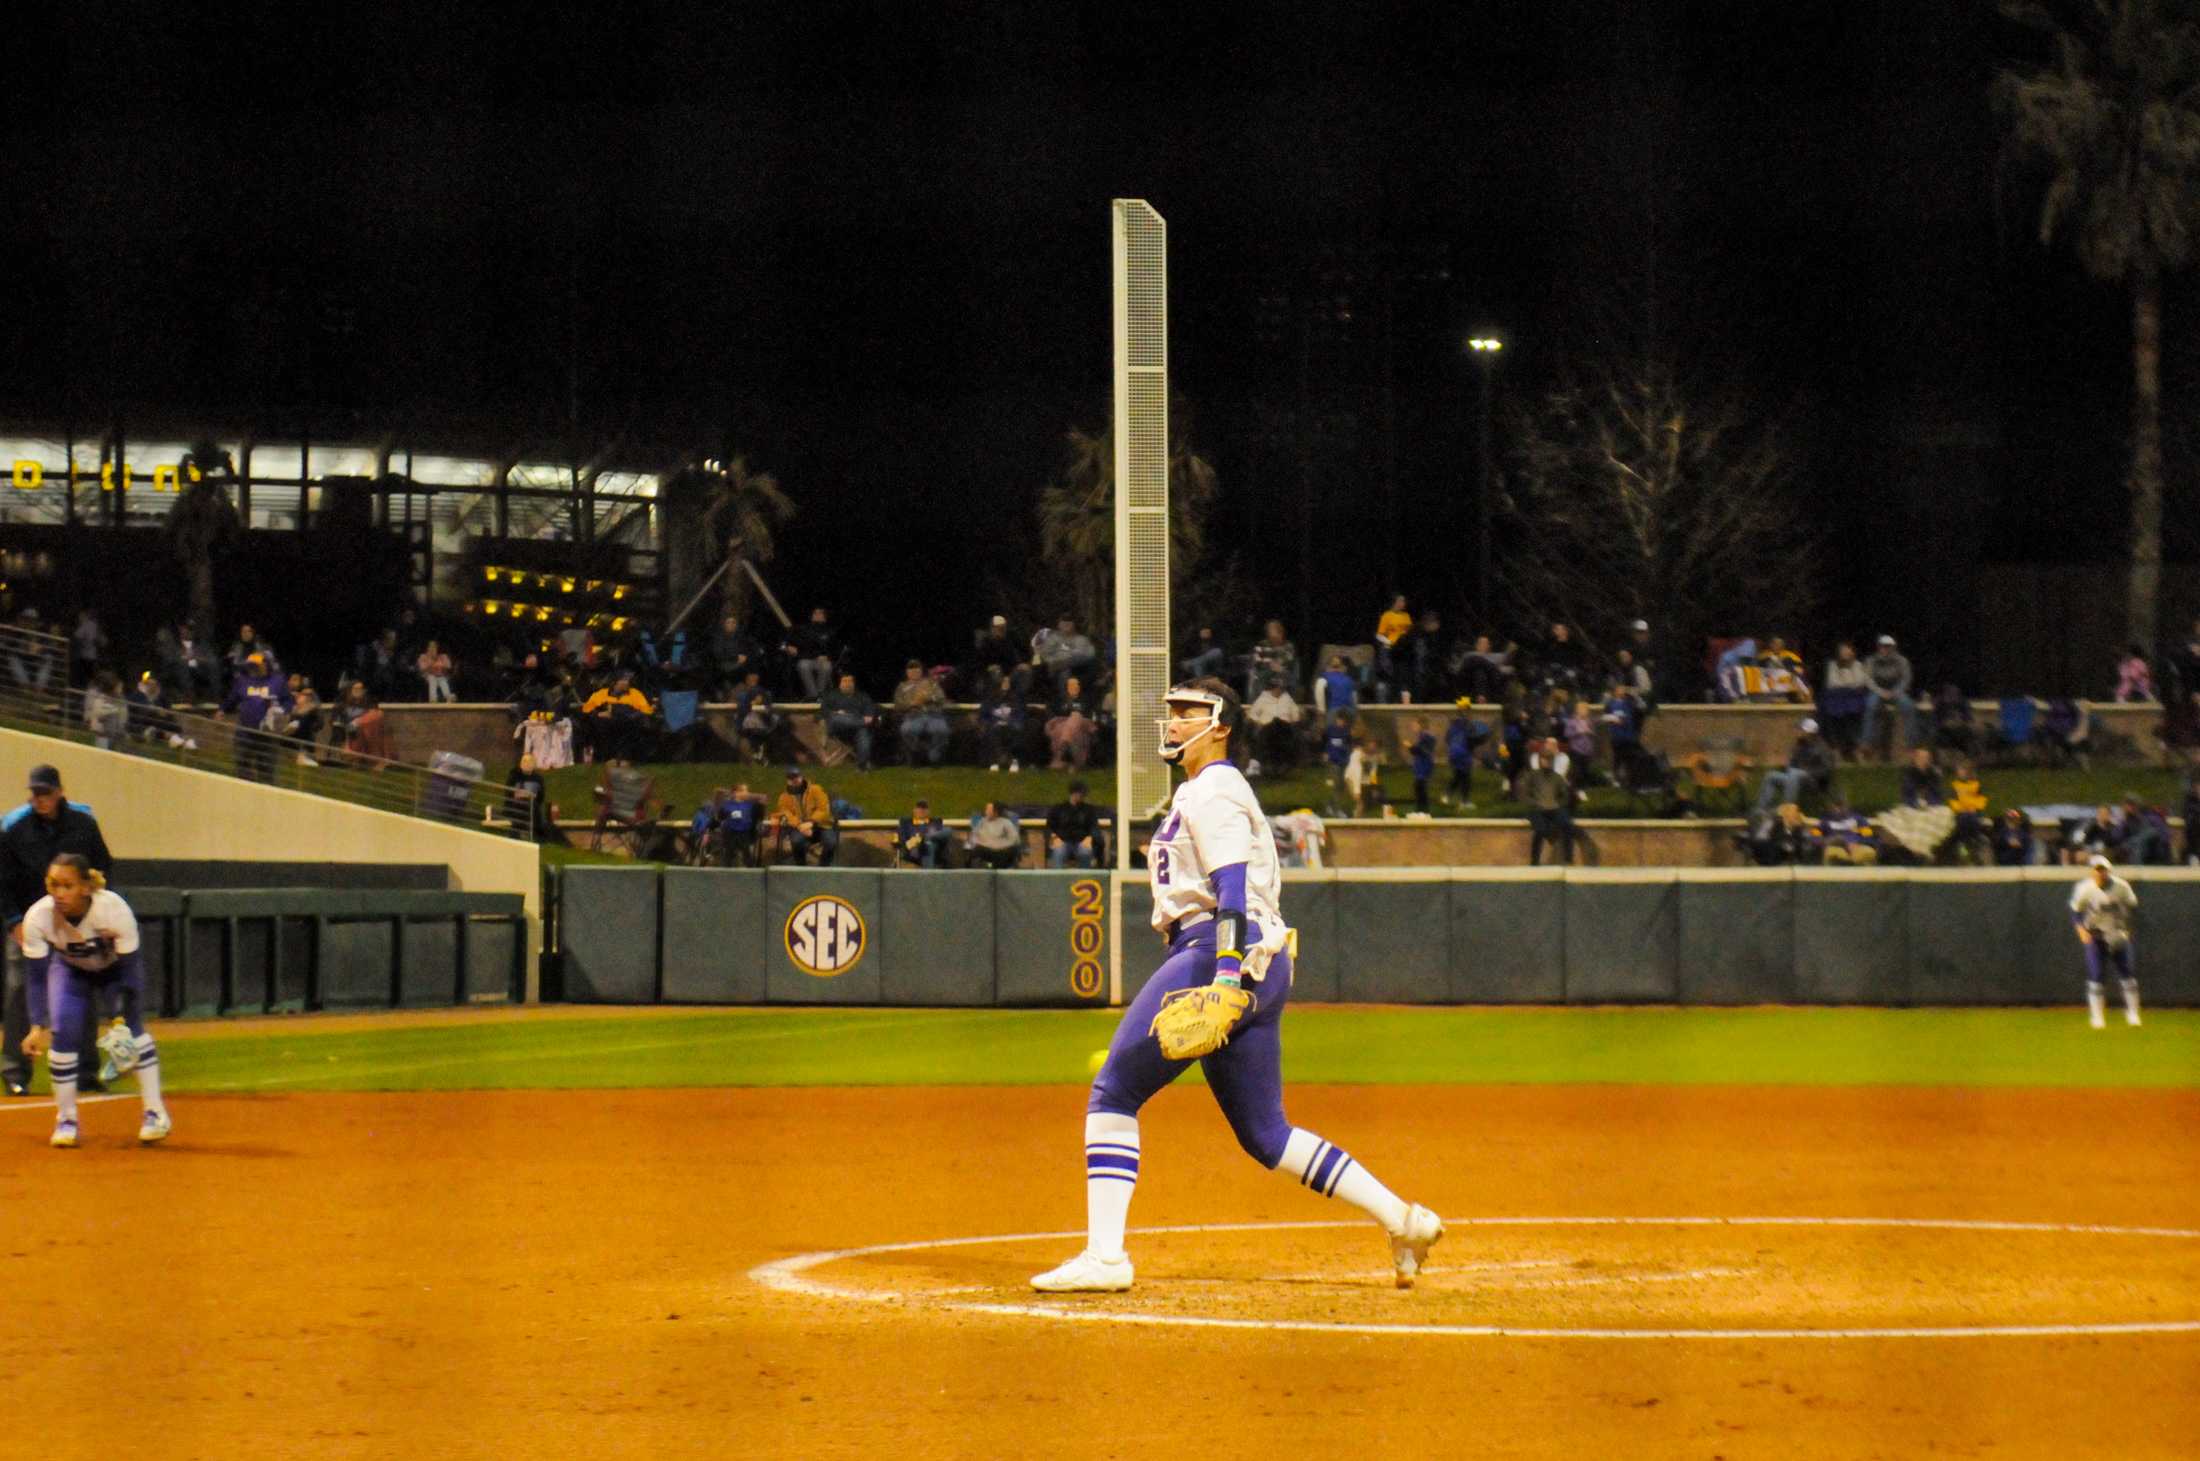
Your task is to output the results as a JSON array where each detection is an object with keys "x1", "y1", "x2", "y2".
[
  {"x1": 1149, "y1": 982, "x2": 1255, "y2": 1060},
  {"x1": 97, "y1": 1018, "x2": 138, "y2": 1075}
]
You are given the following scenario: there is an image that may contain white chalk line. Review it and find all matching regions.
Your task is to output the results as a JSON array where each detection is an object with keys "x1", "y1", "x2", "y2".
[
  {"x1": 0, "y1": 1094, "x2": 129, "y2": 1116},
  {"x1": 748, "y1": 1216, "x2": 2200, "y2": 1341},
  {"x1": 1258, "y1": 1265, "x2": 1748, "y2": 1291}
]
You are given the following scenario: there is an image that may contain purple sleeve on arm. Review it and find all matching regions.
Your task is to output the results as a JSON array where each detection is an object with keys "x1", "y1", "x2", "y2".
[
  {"x1": 26, "y1": 954, "x2": 61, "y2": 1028},
  {"x1": 1212, "y1": 862, "x2": 1247, "y2": 916}
]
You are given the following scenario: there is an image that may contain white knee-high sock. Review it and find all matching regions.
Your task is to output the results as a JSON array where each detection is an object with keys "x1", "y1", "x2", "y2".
[
  {"x1": 1279, "y1": 1127, "x2": 1409, "y2": 1234},
  {"x1": 2121, "y1": 979, "x2": 2142, "y2": 1024},
  {"x1": 2087, "y1": 984, "x2": 2107, "y2": 1024},
  {"x1": 132, "y1": 1033, "x2": 165, "y2": 1115},
  {"x1": 49, "y1": 1050, "x2": 79, "y2": 1123},
  {"x1": 1084, "y1": 1112, "x2": 1140, "y2": 1259}
]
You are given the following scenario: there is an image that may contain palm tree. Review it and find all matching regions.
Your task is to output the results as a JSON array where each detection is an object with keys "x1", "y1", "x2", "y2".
[
  {"x1": 1036, "y1": 405, "x2": 1220, "y2": 634},
  {"x1": 165, "y1": 442, "x2": 241, "y2": 640},
  {"x1": 697, "y1": 455, "x2": 796, "y2": 624},
  {"x1": 1997, "y1": 0, "x2": 2200, "y2": 651}
]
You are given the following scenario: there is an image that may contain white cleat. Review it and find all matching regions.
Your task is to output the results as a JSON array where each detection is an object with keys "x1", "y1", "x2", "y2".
[
  {"x1": 1030, "y1": 1250, "x2": 1133, "y2": 1293},
  {"x1": 1391, "y1": 1204, "x2": 1444, "y2": 1289},
  {"x1": 2127, "y1": 1011, "x2": 2142, "y2": 1027},
  {"x1": 138, "y1": 1108, "x2": 172, "y2": 1144},
  {"x1": 50, "y1": 1118, "x2": 79, "y2": 1149},
  {"x1": 2090, "y1": 1012, "x2": 2107, "y2": 1030}
]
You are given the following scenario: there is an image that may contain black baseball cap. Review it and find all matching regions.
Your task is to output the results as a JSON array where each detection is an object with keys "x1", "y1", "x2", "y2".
[{"x1": 27, "y1": 765, "x2": 59, "y2": 792}]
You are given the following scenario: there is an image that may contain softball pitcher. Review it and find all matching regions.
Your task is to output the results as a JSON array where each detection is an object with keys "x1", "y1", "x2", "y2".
[
  {"x1": 1031, "y1": 678, "x2": 1442, "y2": 1293},
  {"x1": 2071, "y1": 854, "x2": 2141, "y2": 1029},
  {"x1": 21, "y1": 853, "x2": 171, "y2": 1147}
]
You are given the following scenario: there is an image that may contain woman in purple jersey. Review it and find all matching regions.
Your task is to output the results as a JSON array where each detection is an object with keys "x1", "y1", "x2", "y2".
[
  {"x1": 1030, "y1": 678, "x2": 1441, "y2": 1294},
  {"x1": 21, "y1": 854, "x2": 171, "y2": 1147}
]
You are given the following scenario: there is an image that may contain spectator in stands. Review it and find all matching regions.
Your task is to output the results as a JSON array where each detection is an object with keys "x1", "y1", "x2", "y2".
[
  {"x1": 1045, "y1": 674, "x2": 1098, "y2": 772},
  {"x1": 590, "y1": 758, "x2": 661, "y2": 853},
  {"x1": 968, "y1": 799, "x2": 1023, "y2": 869},
  {"x1": 416, "y1": 640, "x2": 456, "y2": 703},
  {"x1": 1520, "y1": 741, "x2": 1576, "y2": 866},
  {"x1": 503, "y1": 751, "x2": 560, "y2": 843},
  {"x1": 1818, "y1": 794, "x2": 1876, "y2": 865},
  {"x1": 1626, "y1": 619, "x2": 1660, "y2": 692},
  {"x1": 1562, "y1": 699, "x2": 1598, "y2": 770},
  {"x1": 974, "y1": 614, "x2": 1024, "y2": 687},
  {"x1": 2114, "y1": 645, "x2": 2155, "y2": 703},
  {"x1": 1322, "y1": 709, "x2": 1354, "y2": 814},
  {"x1": 1609, "y1": 648, "x2": 1652, "y2": 702},
  {"x1": 1033, "y1": 616, "x2": 1098, "y2": 692},
  {"x1": 356, "y1": 628, "x2": 404, "y2": 701},
  {"x1": 1747, "y1": 802, "x2": 1817, "y2": 866},
  {"x1": 711, "y1": 614, "x2": 763, "y2": 698},
  {"x1": 1315, "y1": 654, "x2": 1359, "y2": 720},
  {"x1": 1820, "y1": 642, "x2": 1870, "y2": 756},
  {"x1": 83, "y1": 670, "x2": 127, "y2": 750},
  {"x1": 2067, "y1": 805, "x2": 2124, "y2": 865},
  {"x1": 1541, "y1": 622, "x2": 1590, "y2": 692},
  {"x1": 581, "y1": 672, "x2": 655, "y2": 763},
  {"x1": 126, "y1": 670, "x2": 194, "y2": 750},
  {"x1": 819, "y1": 671, "x2": 881, "y2": 771},
  {"x1": 225, "y1": 623, "x2": 279, "y2": 681},
  {"x1": 1, "y1": 763, "x2": 115, "y2": 1096},
  {"x1": 1932, "y1": 683, "x2": 1980, "y2": 761},
  {"x1": 1947, "y1": 760, "x2": 1990, "y2": 863},
  {"x1": 1601, "y1": 684, "x2": 1655, "y2": 793},
  {"x1": 771, "y1": 767, "x2": 838, "y2": 865},
  {"x1": 2120, "y1": 793, "x2": 2173, "y2": 865},
  {"x1": 896, "y1": 799, "x2": 953, "y2": 869},
  {"x1": 1371, "y1": 594, "x2": 1412, "y2": 702},
  {"x1": 891, "y1": 660, "x2": 951, "y2": 766},
  {"x1": 1458, "y1": 634, "x2": 1510, "y2": 703},
  {"x1": 1345, "y1": 736, "x2": 1384, "y2": 817},
  {"x1": 978, "y1": 666, "x2": 1026, "y2": 773},
  {"x1": 1406, "y1": 609, "x2": 1451, "y2": 704},
  {"x1": 286, "y1": 675, "x2": 326, "y2": 764},
  {"x1": 1248, "y1": 619, "x2": 1300, "y2": 697},
  {"x1": 5, "y1": 609, "x2": 53, "y2": 694},
  {"x1": 1758, "y1": 637, "x2": 1809, "y2": 702},
  {"x1": 718, "y1": 782, "x2": 765, "y2": 866},
  {"x1": 163, "y1": 620, "x2": 222, "y2": 703},
  {"x1": 1244, "y1": 676, "x2": 1303, "y2": 776},
  {"x1": 1046, "y1": 781, "x2": 1102, "y2": 868},
  {"x1": 69, "y1": 608, "x2": 107, "y2": 688},
  {"x1": 1406, "y1": 718, "x2": 1436, "y2": 814},
  {"x1": 1860, "y1": 634, "x2": 1917, "y2": 757},
  {"x1": 1899, "y1": 746, "x2": 1945, "y2": 809},
  {"x1": 734, "y1": 671, "x2": 782, "y2": 763},
  {"x1": 1757, "y1": 718, "x2": 1836, "y2": 813},
  {"x1": 784, "y1": 607, "x2": 839, "y2": 700},
  {"x1": 221, "y1": 652, "x2": 292, "y2": 785},
  {"x1": 1992, "y1": 808, "x2": 2037, "y2": 867},
  {"x1": 1178, "y1": 626, "x2": 1227, "y2": 681},
  {"x1": 1445, "y1": 700, "x2": 1486, "y2": 809}
]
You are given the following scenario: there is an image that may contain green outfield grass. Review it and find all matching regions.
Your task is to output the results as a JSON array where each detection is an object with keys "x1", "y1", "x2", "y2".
[{"x1": 51, "y1": 1006, "x2": 2195, "y2": 1097}]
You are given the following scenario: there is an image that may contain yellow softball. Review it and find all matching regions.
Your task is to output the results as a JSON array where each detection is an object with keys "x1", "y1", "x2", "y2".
[{"x1": 1086, "y1": 1049, "x2": 1108, "y2": 1077}]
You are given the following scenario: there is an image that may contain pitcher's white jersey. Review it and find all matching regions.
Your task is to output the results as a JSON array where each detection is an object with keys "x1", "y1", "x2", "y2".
[
  {"x1": 1149, "y1": 760, "x2": 1283, "y2": 935},
  {"x1": 2070, "y1": 874, "x2": 2138, "y2": 946},
  {"x1": 21, "y1": 889, "x2": 139, "y2": 973}
]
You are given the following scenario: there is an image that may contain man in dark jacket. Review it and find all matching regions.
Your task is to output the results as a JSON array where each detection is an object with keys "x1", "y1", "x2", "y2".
[
  {"x1": 2, "y1": 764, "x2": 115, "y2": 1094},
  {"x1": 1046, "y1": 781, "x2": 1103, "y2": 868}
]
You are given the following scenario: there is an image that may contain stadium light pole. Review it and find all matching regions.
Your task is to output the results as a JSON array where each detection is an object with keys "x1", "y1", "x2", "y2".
[{"x1": 1466, "y1": 335, "x2": 1504, "y2": 625}]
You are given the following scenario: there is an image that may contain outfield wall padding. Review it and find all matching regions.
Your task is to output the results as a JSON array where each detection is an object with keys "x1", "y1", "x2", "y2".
[
  {"x1": 546, "y1": 867, "x2": 2200, "y2": 1009},
  {"x1": 559, "y1": 867, "x2": 663, "y2": 1004},
  {"x1": 660, "y1": 868, "x2": 770, "y2": 1004},
  {"x1": 765, "y1": 869, "x2": 883, "y2": 1004},
  {"x1": 1563, "y1": 875, "x2": 1680, "y2": 1002},
  {"x1": 882, "y1": 872, "x2": 994, "y2": 1006},
  {"x1": 1448, "y1": 872, "x2": 1563, "y2": 1003},
  {"x1": 994, "y1": 872, "x2": 1110, "y2": 1008}
]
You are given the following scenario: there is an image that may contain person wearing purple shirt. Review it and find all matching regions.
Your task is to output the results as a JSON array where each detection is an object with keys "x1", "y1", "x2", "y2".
[{"x1": 221, "y1": 653, "x2": 293, "y2": 784}]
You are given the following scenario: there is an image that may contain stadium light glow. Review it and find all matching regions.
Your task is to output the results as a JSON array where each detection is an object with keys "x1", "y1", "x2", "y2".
[{"x1": 1468, "y1": 336, "x2": 1504, "y2": 353}]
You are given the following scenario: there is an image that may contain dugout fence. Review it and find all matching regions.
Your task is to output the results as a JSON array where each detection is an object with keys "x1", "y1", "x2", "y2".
[{"x1": 547, "y1": 865, "x2": 2200, "y2": 1010}]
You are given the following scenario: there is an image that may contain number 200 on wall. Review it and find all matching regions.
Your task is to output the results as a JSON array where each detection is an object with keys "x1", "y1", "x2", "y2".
[{"x1": 1068, "y1": 878, "x2": 1104, "y2": 999}]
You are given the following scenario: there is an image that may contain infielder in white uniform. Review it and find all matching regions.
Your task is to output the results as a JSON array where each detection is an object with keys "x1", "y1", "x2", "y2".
[
  {"x1": 1031, "y1": 678, "x2": 1442, "y2": 1293},
  {"x1": 2071, "y1": 854, "x2": 2141, "y2": 1029}
]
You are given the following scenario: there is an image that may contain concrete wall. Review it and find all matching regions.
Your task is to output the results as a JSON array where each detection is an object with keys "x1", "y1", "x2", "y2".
[{"x1": 0, "y1": 729, "x2": 542, "y2": 994}]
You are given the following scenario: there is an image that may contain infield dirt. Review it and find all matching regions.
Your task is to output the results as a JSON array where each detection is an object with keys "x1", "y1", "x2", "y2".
[{"x1": 5, "y1": 1082, "x2": 2196, "y2": 1459}]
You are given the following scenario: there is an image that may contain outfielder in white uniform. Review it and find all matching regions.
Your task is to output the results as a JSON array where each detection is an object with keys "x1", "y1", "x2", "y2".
[
  {"x1": 2071, "y1": 854, "x2": 2141, "y2": 1029},
  {"x1": 1030, "y1": 678, "x2": 1442, "y2": 1293}
]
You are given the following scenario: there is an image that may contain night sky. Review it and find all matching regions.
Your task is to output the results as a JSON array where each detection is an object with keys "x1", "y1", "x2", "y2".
[{"x1": 6, "y1": 1, "x2": 2190, "y2": 683}]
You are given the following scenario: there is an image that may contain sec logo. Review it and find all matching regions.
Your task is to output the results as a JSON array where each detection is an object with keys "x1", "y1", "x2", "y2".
[{"x1": 784, "y1": 895, "x2": 867, "y2": 977}]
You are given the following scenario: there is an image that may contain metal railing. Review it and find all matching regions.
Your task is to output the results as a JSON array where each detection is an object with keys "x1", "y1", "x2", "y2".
[{"x1": 0, "y1": 623, "x2": 547, "y2": 839}]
